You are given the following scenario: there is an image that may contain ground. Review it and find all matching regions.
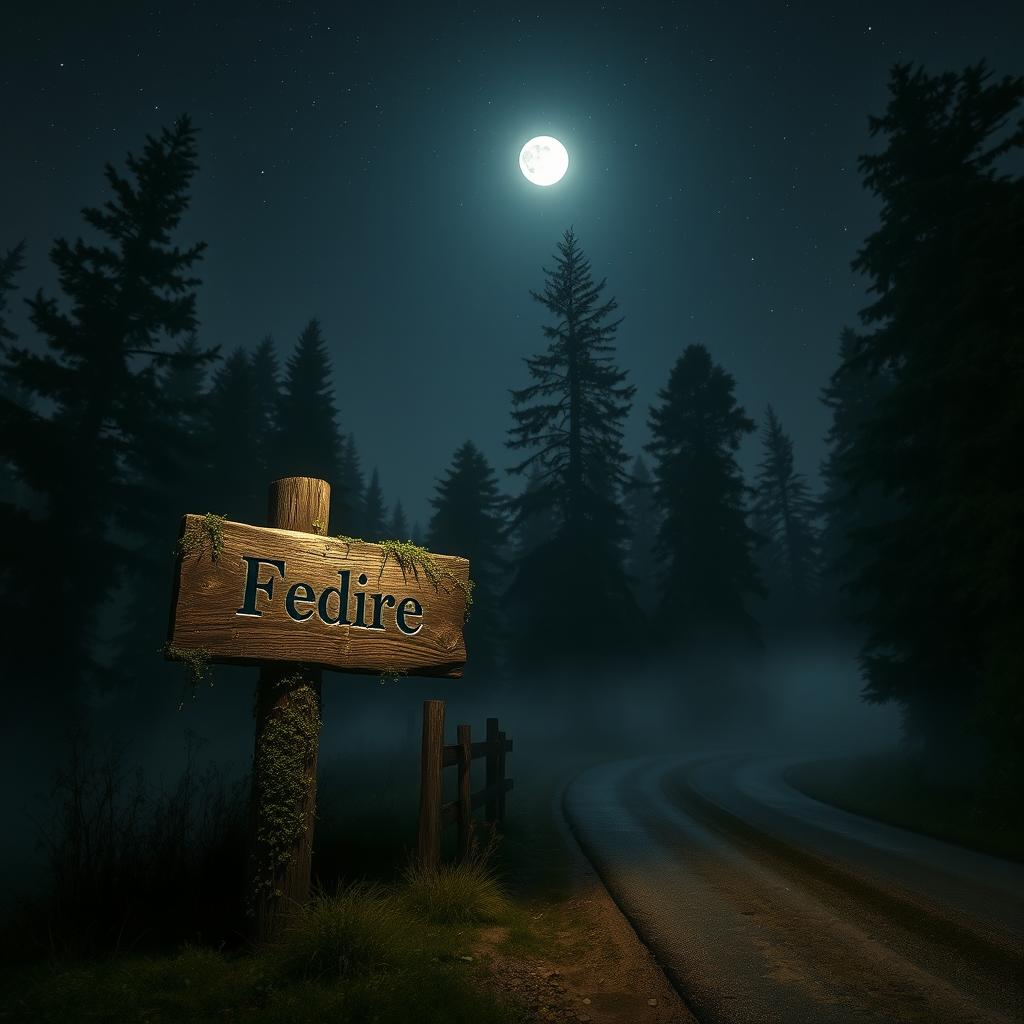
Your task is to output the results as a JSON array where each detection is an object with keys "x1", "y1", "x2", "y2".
[{"x1": 471, "y1": 865, "x2": 691, "y2": 1023}]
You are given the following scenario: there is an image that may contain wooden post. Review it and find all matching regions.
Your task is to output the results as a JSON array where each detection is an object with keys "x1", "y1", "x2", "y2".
[
  {"x1": 456, "y1": 723, "x2": 472, "y2": 861},
  {"x1": 485, "y1": 716, "x2": 499, "y2": 825},
  {"x1": 248, "y1": 477, "x2": 331, "y2": 944},
  {"x1": 497, "y1": 729, "x2": 508, "y2": 825},
  {"x1": 417, "y1": 699, "x2": 445, "y2": 871}
]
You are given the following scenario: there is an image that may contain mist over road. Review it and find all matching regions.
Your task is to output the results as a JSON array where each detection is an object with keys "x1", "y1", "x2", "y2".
[{"x1": 563, "y1": 754, "x2": 1024, "y2": 1024}]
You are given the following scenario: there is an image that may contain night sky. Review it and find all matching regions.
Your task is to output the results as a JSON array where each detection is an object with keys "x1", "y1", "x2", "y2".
[{"x1": 4, "y1": 1, "x2": 1021, "y2": 527}]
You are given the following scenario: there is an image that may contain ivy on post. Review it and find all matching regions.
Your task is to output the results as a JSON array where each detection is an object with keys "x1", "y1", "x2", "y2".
[{"x1": 249, "y1": 476, "x2": 330, "y2": 944}]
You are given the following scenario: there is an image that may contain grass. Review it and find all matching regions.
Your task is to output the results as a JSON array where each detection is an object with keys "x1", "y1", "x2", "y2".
[
  {"x1": 4, "y1": 870, "x2": 529, "y2": 1024},
  {"x1": 402, "y1": 845, "x2": 508, "y2": 925},
  {"x1": 786, "y1": 751, "x2": 1024, "y2": 862}
]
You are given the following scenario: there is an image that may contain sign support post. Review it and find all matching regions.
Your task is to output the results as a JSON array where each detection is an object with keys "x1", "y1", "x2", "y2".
[{"x1": 249, "y1": 476, "x2": 330, "y2": 944}]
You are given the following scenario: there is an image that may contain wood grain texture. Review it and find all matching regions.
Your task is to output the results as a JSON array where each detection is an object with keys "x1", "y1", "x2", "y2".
[
  {"x1": 167, "y1": 514, "x2": 470, "y2": 678},
  {"x1": 417, "y1": 699, "x2": 445, "y2": 870}
]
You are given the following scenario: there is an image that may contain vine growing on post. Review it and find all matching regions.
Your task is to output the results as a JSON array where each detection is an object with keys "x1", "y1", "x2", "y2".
[{"x1": 249, "y1": 670, "x2": 321, "y2": 911}]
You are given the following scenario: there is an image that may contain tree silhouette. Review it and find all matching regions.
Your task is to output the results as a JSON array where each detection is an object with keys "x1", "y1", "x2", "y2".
[
  {"x1": 428, "y1": 441, "x2": 508, "y2": 675},
  {"x1": 199, "y1": 347, "x2": 266, "y2": 522},
  {"x1": 362, "y1": 468, "x2": 386, "y2": 541},
  {"x1": 506, "y1": 228, "x2": 637, "y2": 665},
  {"x1": 338, "y1": 433, "x2": 365, "y2": 536},
  {"x1": 250, "y1": 335, "x2": 281, "y2": 489},
  {"x1": 842, "y1": 62, "x2": 1024, "y2": 775},
  {"x1": 515, "y1": 463, "x2": 556, "y2": 559},
  {"x1": 623, "y1": 455, "x2": 659, "y2": 612},
  {"x1": 646, "y1": 344, "x2": 762, "y2": 651},
  {"x1": 0, "y1": 240, "x2": 25, "y2": 345},
  {"x1": 387, "y1": 500, "x2": 409, "y2": 540},
  {"x1": 753, "y1": 405, "x2": 819, "y2": 618},
  {"x1": 275, "y1": 319, "x2": 343, "y2": 523},
  {"x1": 0, "y1": 117, "x2": 208, "y2": 707},
  {"x1": 818, "y1": 327, "x2": 893, "y2": 618}
]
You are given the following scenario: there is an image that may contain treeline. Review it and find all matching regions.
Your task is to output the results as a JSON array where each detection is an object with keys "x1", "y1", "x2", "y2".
[{"x1": 1, "y1": 62, "x2": 1022, "y2": 786}]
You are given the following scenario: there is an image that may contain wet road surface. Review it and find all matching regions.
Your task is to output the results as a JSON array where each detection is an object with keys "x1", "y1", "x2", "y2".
[{"x1": 563, "y1": 754, "x2": 1024, "y2": 1024}]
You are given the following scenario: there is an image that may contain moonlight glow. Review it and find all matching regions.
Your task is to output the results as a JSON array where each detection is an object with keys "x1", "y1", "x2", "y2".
[{"x1": 519, "y1": 136, "x2": 569, "y2": 186}]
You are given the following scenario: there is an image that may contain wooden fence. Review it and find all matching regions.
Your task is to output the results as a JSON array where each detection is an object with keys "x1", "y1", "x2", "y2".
[{"x1": 416, "y1": 699, "x2": 513, "y2": 870}]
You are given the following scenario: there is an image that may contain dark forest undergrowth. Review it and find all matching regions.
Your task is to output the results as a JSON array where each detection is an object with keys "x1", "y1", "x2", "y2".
[{"x1": 0, "y1": 722, "x2": 608, "y2": 1024}]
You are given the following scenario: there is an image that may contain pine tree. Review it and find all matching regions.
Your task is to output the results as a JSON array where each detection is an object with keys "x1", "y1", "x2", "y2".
[
  {"x1": 362, "y1": 468, "x2": 386, "y2": 541},
  {"x1": 250, "y1": 335, "x2": 281, "y2": 482},
  {"x1": 428, "y1": 441, "x2": 508, "y2": 675},
  {"x1": 338, "y1": 434, "x2": 365, "y2": 535},
  {"x1": 818, "y1": 328, "x2": 893, "y2": 617},
  {"x1": 387, "y1": 500, "x2": 409, "y2": 540},
  {"x1": 753, "y1": 405, "x2": 819, "y2": 618},
  {"x1": 0, "y1": 242, "x2": 28, "y2": 507},
  {"x1": 515, "y1": 463, "x2": 556, "y2": 558},
  {"x1": 624, "y1": 455, "x2": 659, "y2": 611},
  {"x1": 841, "y1": 62, "x2": 1024, "y2": 773},
  {"x1": 0, "y1": 118, "x2": 207, "y2": 705},
  {"x1": 199, "y1": 347, "x2": 266, "y2": 522},
  {"x1": 276, "y1": 319, "x2": 343, "y2": 522},
  {"x1": 506, "y1": 228, "x2": 637, "y2": 665},
  {"x1": 0, "y1": 241, "x2": 25, "y2": 345},
  {"x1": 646, "y1": 344, "x2": 762, "y2": 650}
]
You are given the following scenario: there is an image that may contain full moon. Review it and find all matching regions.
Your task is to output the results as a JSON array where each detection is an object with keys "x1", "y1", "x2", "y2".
[{"x1": 519, "y1": 136, "x2": 569, "y2": 186}]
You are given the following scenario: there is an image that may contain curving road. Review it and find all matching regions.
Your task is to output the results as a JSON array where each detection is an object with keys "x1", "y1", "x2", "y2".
[{"x1": 563, "y1": 754, "x2": 1024, "y2": 1024}]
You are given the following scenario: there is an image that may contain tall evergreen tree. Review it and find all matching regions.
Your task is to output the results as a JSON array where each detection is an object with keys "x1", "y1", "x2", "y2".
[
  {"x1": 841, "y1": 62, "x2": 1024, "y2": 772},
  {"x1": 428, "y1": 441, "x2": 508, "y2": 675},
  {"x1": 387, "y1": 500, "x2": 409, "y2": 540},
  {"x1": 115, "y1": 332, "x2": 216, "y2": 692},
  {"x1": 275, "y1": 319, "x2": 343, "y2": 523},
  {"x1": 506, "y1": 228, "x2": 637, "y2": 665},
  {"x1": 250, "y1": 335, "x2": 281, "y2": 484},
  {"x1": 515, "y1": 463, "x2": 556, "y2": 558},
  {"x1": 0, "y1": 118, "x2": 208, "y2": 706},
  {"x1": 818, "y1": 327, "x2": 893, "y2": 617},
  {"x1": 199, "y1": 347, "x2": 266, "y2": 522},
  {"x1": 0, "y1": 241, "x2": 25, "y2": 345},
  {"x1": 0, "y1": 242, "x2": 28, "y2": 507},
  {"x1": 338, "y1": 433, "x2": 365, "y2": 535},
  {"x1": 623, "y1": 455, "x2": 659, "y2": 610},
  {"x1": 753, "y1": 406, "x2": 819, "y2": 618},
  {"x1": 362, "y1": 468, "x2": 386, "y2": 541},
  {"x1": 646, "y1": 344, "x2": 762, "y2": 650}
]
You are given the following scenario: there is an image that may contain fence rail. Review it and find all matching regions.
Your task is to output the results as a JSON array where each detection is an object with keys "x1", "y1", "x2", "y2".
[{"x1": 416, "y1": 699, "x2": 513, "y2": 869}]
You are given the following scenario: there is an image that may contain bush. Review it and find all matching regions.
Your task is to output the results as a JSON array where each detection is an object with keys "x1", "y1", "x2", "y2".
[
  {"x1": 401, "y1": 847, "x2": 508, "y2": 926},
  {"x1": 268, "y1": 883, "x2": 415, "y2": 982},
  {"x1": 15, "y1": 733, "x2": 248, "y2": 958}
]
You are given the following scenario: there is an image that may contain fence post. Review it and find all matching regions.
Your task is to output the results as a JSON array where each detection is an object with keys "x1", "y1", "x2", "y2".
[
  {"x1": 457, "y1": 723, "x2": 472, "y2": 861},
  {"x1": 497, "y1": 729, "x2": 508, "y2": 825},
  {"x1": 485, "y1": 717, "x2": 499, "y2": 825},
  {"x1": 417, "y1": 699, "x2": 445, "y2": 870}
]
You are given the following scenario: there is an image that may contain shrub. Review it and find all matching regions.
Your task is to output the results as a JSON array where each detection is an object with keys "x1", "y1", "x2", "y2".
[
  {"x1": 401, "y1": 847, "x2": 508, "y2": 926},
  {"x1": 268, "y1": 883, "x2": 415, "y2": 982}
]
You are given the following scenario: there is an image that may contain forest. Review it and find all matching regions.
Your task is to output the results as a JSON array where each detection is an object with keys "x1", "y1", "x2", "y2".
[{"x1": 0, "y1": 57, "x2": 1022, "y2": 1022}]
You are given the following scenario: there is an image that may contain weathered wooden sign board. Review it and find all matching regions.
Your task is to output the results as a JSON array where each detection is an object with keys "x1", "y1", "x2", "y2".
[{"x1": 167, "y1": 515, "x2": 471, "y2": 678}]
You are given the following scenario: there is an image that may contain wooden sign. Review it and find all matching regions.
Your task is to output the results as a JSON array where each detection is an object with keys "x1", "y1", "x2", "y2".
[{"x1": 167, "y1": 515, "x2": 471, "y2": 678}]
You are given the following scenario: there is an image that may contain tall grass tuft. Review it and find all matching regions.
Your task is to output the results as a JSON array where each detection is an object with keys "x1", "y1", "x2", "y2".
[
  {"x1": 268, "y1": 883, "x2": 415, "y2": 982},
  {"x1": 401, "y1": 839, "x2": 508, "y2": 926}
]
